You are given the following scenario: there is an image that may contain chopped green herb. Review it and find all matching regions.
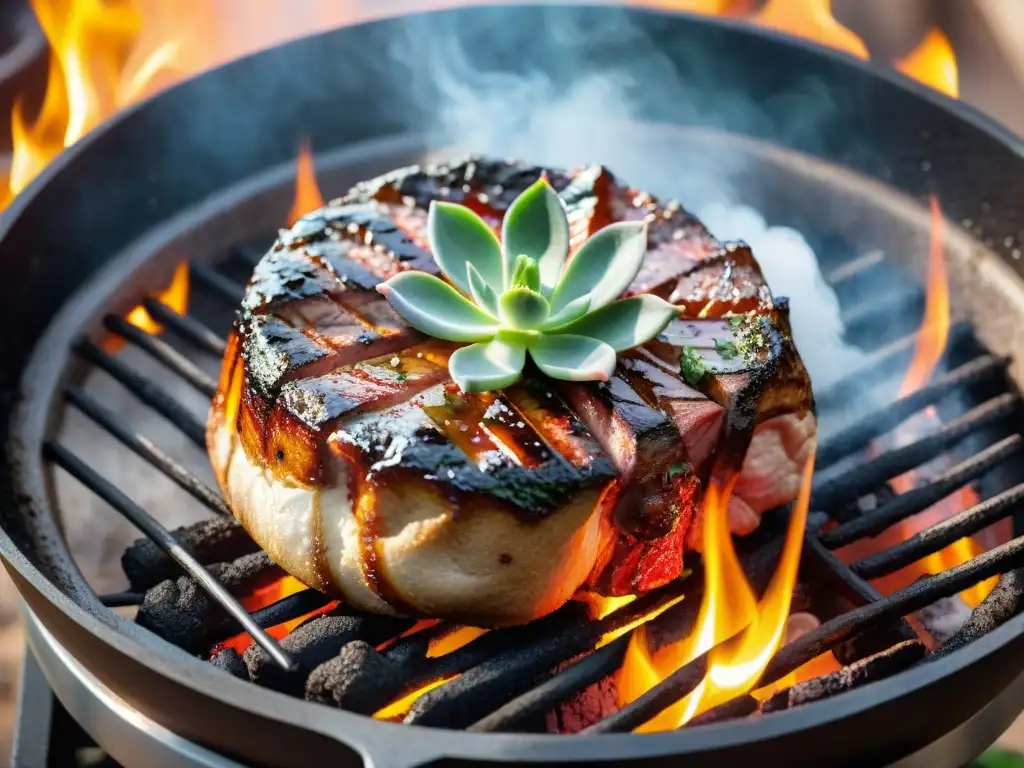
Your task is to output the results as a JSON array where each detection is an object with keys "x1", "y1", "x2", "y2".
[
  {"x1": 714, "y1": 338, "x2": 739, "y2": 360},
  {"x1": 728, "y1": 314, "x2": 745, "y2": 327},
  {"x1": 680, "y1": 346, "x2": 706, "y2": 385},
  {"x1": 665, "y1": 462, "x2": 693, "y2": 482},
  {"x1": 396, "y1": 372, "x2": 408, "y2": 382}
]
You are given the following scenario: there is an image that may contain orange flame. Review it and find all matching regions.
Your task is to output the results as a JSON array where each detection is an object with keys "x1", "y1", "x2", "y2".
[
  {"x1": 896, "y1": 28, "x2": 959, "y2": 99},
  {"x1": 618, "y1": 450, "x2": 815, "y2": 731},
  {"x1": 635, "y1": 0, "x2": 959, "y2": 98},
  {"x1": 288, "y1": 140, "x2": 325, "y2": 225},
  {"x1": 750, "y1": 0, "x2": 868, "y2": 59},
  {"x1": 882, "y1": 198, "x2": 995, "y2": 609},
  {"x1": 6, "y1": 0, "x2": 189, "y2": 207},
  {"x1": 123, "y1": 260, "x2": 190, "y2": 334},
  {"x1": 215, "y1": 575, "x2": 336, "y2": 655},
  {"x1": 899, "y1": 198, "x2": 950, "y2": 400}
]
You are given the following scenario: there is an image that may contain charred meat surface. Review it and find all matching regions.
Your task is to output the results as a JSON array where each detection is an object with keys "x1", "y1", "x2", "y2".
[{"x1": 207, "y1": 157, "x2": 815, "y2": 626}]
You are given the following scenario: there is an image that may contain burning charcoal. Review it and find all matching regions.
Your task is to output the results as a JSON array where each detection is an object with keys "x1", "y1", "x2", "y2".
[
  {"x1": 135, "y1": 552, "x2": 279, "y2": 651},
  {"x1": 545, "y1": 669, "x2": 618, "y2": 734},
  {"x1": 306, "y1": 641, "x2": 406, "y2": 715},
  {"x1": 915, "y1": 593, "x2": 974, "y2": 645},
  {"x1": 761, "y1": 640, "x2": 926, "y2": 713},
  {"x1": 121, "y1": 517, "x2": 257, "y2": 591},
  {"x1": 209, "y1": 648, "x2": 247, "y2": 679},
  {"x1": 244, "y1": 610, "x2": 409, "y2": 696},
  {"x1": 932, "y1": 569, "x2": 1024, "y2": 657}
]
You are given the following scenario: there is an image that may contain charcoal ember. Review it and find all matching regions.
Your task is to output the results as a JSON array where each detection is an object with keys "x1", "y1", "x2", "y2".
[
  {"x1": 135, "y1": 552, "x2": 279, "y2": 651},
  {"x1": 915, "y1": 594, "x2": 973, "y2": 645},
  {"x1": 210, "y1": 647, "x2": 247, "y2": 679},
  {"x1": 545, "y1": 668, "x2": 618, "y2": 734},
  {"x1": 244, "y1": 611, "x2": 408, "y2": 695},
  {"x1": 122, "y1": 517, "x2": 257, "y2": 591},
  {"x1": 762, "y1": 640, "x2": 926, "y2": 713},
  {"x1": 306, "y1": 641, "x2": 406, "y2": 715}
]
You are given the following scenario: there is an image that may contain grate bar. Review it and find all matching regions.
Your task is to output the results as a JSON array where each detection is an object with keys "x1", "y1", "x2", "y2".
[
  {"x1": 66, "y1": 387, "x2": 230, "y2": 517},
  {"x1": 851, "y1": 482, "x2": 1024, "y2": 580},
  {"x1": 584, "y1": 532, "x2": 1024, "y2": 734},
  {"x1": 815, "y1": 322, "x2": 971, "y2": 411},
  {"x1": 45, "y1": 441, "x2": 295, "y2": 671},
  {"x1": 191, "y1": 262, "x2": 245, "y2": 304},
  {"x1": 816, "y1": 355, "x2": 1010, "y2": 469},
  {"x1": 76, "y1": 339, "x2": 206, "y2": 448},
  {"x1": 840, "y1": 290, "x2": 923, "y2": 341},
  {"x1": 811, "y1": 393, "x2": 1018, "y2": 511},
  {"x1": 820, "y1": 434, "x2": 1023, "y2": 548},
  {"x1": 467, "y1": 636, "x2": 629, "y2": 732},
  {"x1": 826, "y1": 249, "x2": 884, "y2": 286},
  {"x1": 142, "y1": 299, "x2": 226, "y2": 357},
  {"x1": 760, "y1": 534, "x2": 1024, "y2": 684},
  {"x1": 103, "y1": 314, "x2": 218, "y2": 397}
]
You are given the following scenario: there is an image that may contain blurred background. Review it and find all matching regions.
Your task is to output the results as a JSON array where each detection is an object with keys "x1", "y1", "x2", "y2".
[{"x1": 0, "y1": 0, "x2": 1023, "y2": 764}]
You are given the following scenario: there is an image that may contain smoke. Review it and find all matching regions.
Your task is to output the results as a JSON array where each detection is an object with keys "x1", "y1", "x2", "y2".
[{"x1": 382, "y1": 3, "x2": 866, "y2": 390}]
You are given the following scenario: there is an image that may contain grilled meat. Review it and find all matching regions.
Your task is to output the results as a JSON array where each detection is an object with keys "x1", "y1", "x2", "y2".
[{"x1": 207, "y1": 157, "x2": 815, "y2": 627}]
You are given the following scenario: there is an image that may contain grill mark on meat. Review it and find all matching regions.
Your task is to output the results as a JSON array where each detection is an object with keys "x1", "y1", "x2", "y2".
[
  {"x1": 211, "y1": 156, "x2": 816, "y2": 615},
  {"x1": 502, "y1": 380, "x2": 605, "y2": 472},
  {"x1": 670, "y1": 241, "x2": 773, "y2": 317}
]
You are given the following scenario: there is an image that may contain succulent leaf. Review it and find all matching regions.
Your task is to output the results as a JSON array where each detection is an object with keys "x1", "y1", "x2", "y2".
[
  {"x1": 377, "y1": 272, "x2": 499, "y2": 342},
  {"x1": 541, "y1": 294, "x2": 592, "y2": 331},
  {"x1": 554, "y1": 295, "x2": 678, "y2": 351},
  {"x1": 499, "y1": 287, "x2": 550, "y2": 330},
  {"x1": 509, "y1": 254, "x2": 542, "y2": 292},
  {"x1": 429, "y1": 201, "x2": 505, "y2": 295},
  {"x1": 502, "y1": 178, "x2": 569, "y2": 296},
  {"x1": 528, "y1": 334, "x2": 617, "y2": 382},
  {"x1": 450, "y1": 338, "x2": 527, "y2": 392},
  {"x1": 467, "y1": 263, "x2": 499, "y2": 317},
  {"x1": 549, "y1": 221, "x2": 648, "y2": 314}
]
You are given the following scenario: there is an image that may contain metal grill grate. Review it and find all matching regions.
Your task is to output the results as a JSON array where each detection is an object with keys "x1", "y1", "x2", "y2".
[{"x1": 43, "y1": 239, "x2": 1024, "y2": 733}]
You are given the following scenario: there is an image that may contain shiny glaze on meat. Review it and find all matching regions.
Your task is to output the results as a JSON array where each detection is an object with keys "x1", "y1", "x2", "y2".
[{"x1": 209, "y1": 156, "x2": 814, "y2": 604}]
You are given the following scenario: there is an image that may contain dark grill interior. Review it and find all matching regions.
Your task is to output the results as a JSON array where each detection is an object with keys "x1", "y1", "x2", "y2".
[{"x1": 35, "y1": 179, "x2": 1024, "y2": 735}]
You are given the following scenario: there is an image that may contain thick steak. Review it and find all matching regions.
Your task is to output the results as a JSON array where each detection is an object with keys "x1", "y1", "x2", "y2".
[{"x1": 207, "y1": 157, "x2": 815, "y2": 626}]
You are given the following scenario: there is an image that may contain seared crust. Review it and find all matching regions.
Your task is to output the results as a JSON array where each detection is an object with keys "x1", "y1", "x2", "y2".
[{"x1": 207, "y1": 157, "x2": 815, "y2": 625}]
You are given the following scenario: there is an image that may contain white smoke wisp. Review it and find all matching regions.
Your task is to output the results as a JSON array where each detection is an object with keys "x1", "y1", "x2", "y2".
[
  {"x1": 698, "y1": 204, "x2": 867, "y2": 390},
  {"x1": 386, "y1": 6, "x2": 866, "y2": 392}
]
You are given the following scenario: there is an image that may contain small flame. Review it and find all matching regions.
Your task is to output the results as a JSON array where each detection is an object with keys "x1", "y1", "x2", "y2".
[
  {"x1": 618, "y1": 451, "x2": 815, "y2": 731},
  {"x1": 288, "y1": 140, "x2": 325, "y2": 225},
  {"x1": 896, "y1": 28, "x2": 959, "y2": 99},
  {"x1": 427, "y1": 626, "x2": 488, "y2": 658},
  {"x1": 638, "y1": 0, "x2": 959, "y2": 98},
  {"x1": 750, "y1": 0, "x2": 868, "y2": 59},
  {"x1": 123, "y1": 261, "x2": 190, "y2": 334}
]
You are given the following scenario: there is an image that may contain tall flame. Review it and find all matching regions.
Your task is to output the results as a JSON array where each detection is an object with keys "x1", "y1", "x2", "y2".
[
  {"x1": 884, "y1": 198, "x2": 995, "y2": 609},
  {"x1": 619, "y1": 451, "x2": 815, "y2": 731}
]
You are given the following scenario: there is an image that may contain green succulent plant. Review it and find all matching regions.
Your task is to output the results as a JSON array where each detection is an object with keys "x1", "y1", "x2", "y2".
[{"x1": 376, "y1": 178, "x2": 679, "y2": 393}]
